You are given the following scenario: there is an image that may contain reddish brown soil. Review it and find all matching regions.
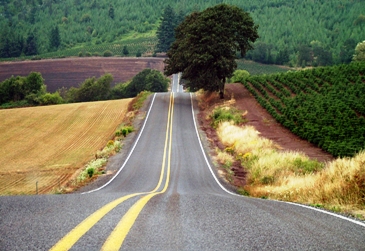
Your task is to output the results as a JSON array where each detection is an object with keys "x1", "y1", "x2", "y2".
[
  {"x1": 197, "y1": 83, "x2": 334, "y2": 187},
  {"x1": 0, "y1": 57, "x2": 165, "y2": 92}
]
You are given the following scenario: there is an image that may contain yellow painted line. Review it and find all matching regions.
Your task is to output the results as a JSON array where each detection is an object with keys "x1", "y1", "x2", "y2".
[
  {"x1": 101, "y1": 93, "x2": 174, "y2": 250},
  {"x1": 49, "y1": 93, "x2": 174, "y2": 251},
  {"x1": 49, "y1": 193, "x2": 143, "y2": 251}
]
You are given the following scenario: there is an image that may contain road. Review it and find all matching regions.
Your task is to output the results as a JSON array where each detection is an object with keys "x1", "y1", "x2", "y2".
[{"x1": 0, "y1": 75, "x2": 364, "y2": 250}]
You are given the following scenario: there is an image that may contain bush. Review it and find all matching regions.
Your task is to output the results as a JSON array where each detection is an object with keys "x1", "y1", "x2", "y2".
[
  {"x1": 37, "y1": 92, "x2": 64, "y2": 105},
  {"x1": 230, "y1": 69, "x2": 250, "y2": 83},
  {"x1": 115, "y1": 125, "x2": 134, "y2": 137},
  {"x1": 103, "y1": 50, "x2": 113, "y2": 57}
]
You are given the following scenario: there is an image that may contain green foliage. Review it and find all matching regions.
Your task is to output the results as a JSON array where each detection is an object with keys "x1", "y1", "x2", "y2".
[
  {"x1": 165, "y1": 4, "x2": 259, "y2": 96},
  {"x1": 230, "y1": 70, "x2": 250, "y2": 83},
  {"x1": 0, "y1": 0, "x2": 364, "y2": 64},
  {"x1": 120, "y1": 69, "x2": 168, "y2": 98},
  {"x1": 211, "y1": 106, "x2": 245, "y2": 128},
  {"x1": 0, "y1": 72, "x2": 46, "y2": 105},
  {"x1": 37, "y1": 92, "x2": 64, "y2": 105},
  {"x1": 103, "y1": 50, "x2": 113, "y2": 57},
  {"x1": 236, "y1": 60, "x2": 290, "y2": 75},
  {"x1": 353, "y1": 40, "x2": 365, "y2": 62},
  {"x1": 156, "y1": 5, "x2": 182, "y2": 53},
  {"x1": 244, "y1": 61, "x2": 365, "y2": 157},
  {"x1": 132, "y1": 90, "x2": 152, "y2": 110},
  {"x1": 115, "y1": 125, "x2": 134, "y2": 137},
  {"x1": 68, "y1": 73, "x2": 113, "y2": 102},
  {"x1": 49, "y1": 26, "x2": 61, "y2": 51}
]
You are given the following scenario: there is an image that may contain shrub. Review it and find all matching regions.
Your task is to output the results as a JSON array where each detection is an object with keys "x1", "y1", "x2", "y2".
[
  {"x1": 211, "y1": 106, "x2": 245, "y2": 128},
  {"x1": 103, "y1": 50, "x2": 113, "y2": 57},
  {"x1": 115, "y1": 125, "x2": 134, "y2": 137}
]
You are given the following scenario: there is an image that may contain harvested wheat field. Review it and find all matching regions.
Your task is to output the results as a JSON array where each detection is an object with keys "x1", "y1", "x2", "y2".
[{"x1": 0, "y1": 99, "x2": 131, "y2": 195}]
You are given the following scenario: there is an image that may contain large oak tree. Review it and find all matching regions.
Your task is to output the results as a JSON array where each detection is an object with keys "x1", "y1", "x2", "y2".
[{"x1": 164, "y1": 4, "x2": 258, "y2": 97}]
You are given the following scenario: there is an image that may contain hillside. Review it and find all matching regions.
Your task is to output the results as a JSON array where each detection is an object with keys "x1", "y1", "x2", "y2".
[
  {"x1": 0, "y1": 57, "x2": 165, "y2": 92},
  {"x1": 0, "y1": 98, "x2": 131, "y2": 195},
  {"x1": 243, "y1": 61, "x2": 365, "y2": 157},
  {"x1": 0, "y1": 0, "x2": 364, "y2": 65}
]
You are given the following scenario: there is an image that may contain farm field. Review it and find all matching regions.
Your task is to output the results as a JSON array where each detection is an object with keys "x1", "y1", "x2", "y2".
[
  {"x1": 243, "y1": 61, "x2": 365, "y2": 157},
  {"x1": 0, "y1": 99, "x2": 131, "y2": 195},
  {"x1": 0, "y1": 57, "x2": 165, "y2": 93}
]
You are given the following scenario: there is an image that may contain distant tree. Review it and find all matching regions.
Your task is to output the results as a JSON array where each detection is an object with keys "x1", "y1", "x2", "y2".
[
  {"x1": 122, "y1": 46, "x2": 129, "y2": 56},
  {"x1": 122, "y1": 69, "x2": 169, "y2": 98},
  {"x1": 136, "y1": 50, "x2": 141, "y2": 57},
  {"x1": 252, "y1": 42, "x2": 270, "y2": 64},
  {"x1": 24, "y1": 32, "x2": 38, "y2": 56},
  {"x1": 0, "y1": 72, "x2": 45, "y2": 104},
  {"x1": 276, "y1": 48, "x2": 290, "y2": 65},
  {"x1": 49, "y1": 26, "x2": 61, "y2": 51},
  {"x1": 353, "y1": 40, "x2": 365, "y2": 62},
  {"x1": 108, "y1": 4, "x2": 114, "y2": 19},
  {"x1": 70, "y1": 74, "x2": 113, "y2": 102},
  {"x1": 297, "y1": 44, "x2": 312, "y2": 67},
  {"x1": 156, "y1": 5, "x2": 176, "y2": 53},
  {"x1": 164, "y1": 4, "x2": 259, "y2": 98},
  {"x1": 340, "y1": 38, "x2": 357, "y2": 64}
]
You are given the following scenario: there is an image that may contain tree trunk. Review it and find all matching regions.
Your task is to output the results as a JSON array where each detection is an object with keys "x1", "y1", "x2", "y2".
[{"x1": 219, "y1": 78, "x2": 225, "y2": 99}]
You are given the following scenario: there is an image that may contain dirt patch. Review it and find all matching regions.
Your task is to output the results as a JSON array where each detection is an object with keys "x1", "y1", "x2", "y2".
[
  {"x1": 0, "y1": 57, "x2": 165, "y2": 92},
  {"x1": 197, "y1": 83, "x2": 334, "y2": 188}
]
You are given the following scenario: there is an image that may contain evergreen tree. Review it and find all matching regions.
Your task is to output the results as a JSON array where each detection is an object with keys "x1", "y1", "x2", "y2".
[
  {"x1": 156, "y1": 5, "x2": 176, "y2": 53},
  {"x1": 340, "y1": 39, "x2": 357, "y2": 64},
  {"x1": 108, "y1": 4, "x2": 114, "y2": 19},
  {"x1": 276, "y1": 48, "x2": 290, "y2": 65},
  {"x1": 122, "y1": 46, "x2": 129, "y2": 56},
  {"x1": 49, "y1": 26, "x2": 61, "y2": 51},
  {"x1": 24, "y1": 32, "x2": 38, "y2": 56}
]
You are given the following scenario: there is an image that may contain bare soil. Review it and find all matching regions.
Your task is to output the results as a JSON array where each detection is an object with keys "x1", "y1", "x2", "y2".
[
  {"x1": 197, "y1": 83, "x2": 334, "y2": 188},
  {"x1": 0, "y1": 57, "x2": 165, "y2": 92}
]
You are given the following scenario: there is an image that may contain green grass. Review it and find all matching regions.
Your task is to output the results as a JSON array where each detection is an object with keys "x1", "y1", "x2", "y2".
[{"x1": 236, "y1": 59, "x2": 291, "y2": 75}]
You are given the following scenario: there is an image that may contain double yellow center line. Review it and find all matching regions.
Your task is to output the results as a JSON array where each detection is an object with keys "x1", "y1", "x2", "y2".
[{"x1": 50, "y1": 93, "x2": 175, "y2": 251}]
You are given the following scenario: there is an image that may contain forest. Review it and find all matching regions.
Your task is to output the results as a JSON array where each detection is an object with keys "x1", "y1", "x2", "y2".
[
  {"x1": 242, "y1": 61, "x2": 365, "y2": 158},
  {"x1": 0, "y1": 0, "x2": 364, "y2": 66}
]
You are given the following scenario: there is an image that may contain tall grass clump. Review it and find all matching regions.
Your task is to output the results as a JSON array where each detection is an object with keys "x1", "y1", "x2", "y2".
[
  {"x1": 216, "y1": 121, "x2": 365, "y2": 217},
  {"x1": 77, "y1": 158, "x2": 107, "y2": 182},
  {"x1": 211, "y1": 106, "x2": 245, "y2": 128}
]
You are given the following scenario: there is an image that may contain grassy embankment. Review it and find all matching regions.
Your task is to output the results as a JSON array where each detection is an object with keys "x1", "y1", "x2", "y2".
[
  {"x1": 209, "y1": 97, "x2": 365, "y2": 220},
  {"x1": 0, "y1": 94, "x2": 150, "y2": 195}
]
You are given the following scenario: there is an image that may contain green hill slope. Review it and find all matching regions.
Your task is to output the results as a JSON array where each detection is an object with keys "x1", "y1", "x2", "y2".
[
  {"x1": 0, "y1": 0, "x2": 364, "y2": 64},
  {"x1": 243, "y1": 61, "x2": 365, "y2": 157}
]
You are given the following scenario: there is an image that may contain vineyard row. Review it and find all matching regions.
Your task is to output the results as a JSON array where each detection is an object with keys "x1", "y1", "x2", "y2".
[{"x1": 243, "y1": 62, "x2": 365, "y2": 157}]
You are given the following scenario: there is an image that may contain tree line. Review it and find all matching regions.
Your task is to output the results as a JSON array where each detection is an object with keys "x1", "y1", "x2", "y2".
[
  {"x1": 1, "y1": 0, "x2": 364, "y2": 66},
  {"x1": 0, "y1": 69, "x2": 169, "y2": 108}
]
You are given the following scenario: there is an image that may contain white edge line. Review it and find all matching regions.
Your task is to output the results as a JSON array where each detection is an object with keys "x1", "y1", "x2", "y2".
[
  {"x1": 190, "y1": 93, "x2": 238, "y2": 197},
  {"x1": 189, "y1": 93, "x2": 365, "y2": 228},
  {"x1": 82, "y1": 93, "x2": 158, "y2": 194}
]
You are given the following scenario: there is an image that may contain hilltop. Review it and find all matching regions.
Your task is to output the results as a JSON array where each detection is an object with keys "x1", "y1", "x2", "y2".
[{"x1": 1, "y1": 0, "x2": 364, "y2": 66}]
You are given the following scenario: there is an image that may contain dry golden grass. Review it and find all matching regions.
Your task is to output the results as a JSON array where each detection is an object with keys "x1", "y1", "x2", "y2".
[
  {"x1": 217, "y1": 121, "x2": 365, "y2": 218},
  {"x1": 0, "y1": 99, "x2": 131, "y2": 195}
]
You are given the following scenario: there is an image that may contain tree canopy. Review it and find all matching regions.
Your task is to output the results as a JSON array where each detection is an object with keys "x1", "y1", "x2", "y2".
[
  {"x1": 164, "y1": 4, "x2": 258, "y2": 97},
  {"x1": 353, "y1": 40, "x2": 365, "y2": 62}
]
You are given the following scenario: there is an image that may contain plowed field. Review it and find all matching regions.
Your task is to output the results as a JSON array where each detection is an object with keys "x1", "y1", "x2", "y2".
[
  {"x1": 0, "y1": 57, "x2": 165, "y2": 92},
  {"x1": 0, "y1": 99, "x2": 131, "y2": 195}
]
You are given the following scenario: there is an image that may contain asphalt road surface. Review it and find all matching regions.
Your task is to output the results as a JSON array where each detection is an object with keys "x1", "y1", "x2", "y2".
[{"x1": 0, "y1": 75, "x2": 364, "y2": 250}]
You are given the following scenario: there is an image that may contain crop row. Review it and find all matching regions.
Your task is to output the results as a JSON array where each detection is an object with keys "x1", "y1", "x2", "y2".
[{"x1": 244, "y1": 62, "x2": 365, "y2": 157}]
